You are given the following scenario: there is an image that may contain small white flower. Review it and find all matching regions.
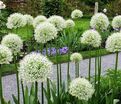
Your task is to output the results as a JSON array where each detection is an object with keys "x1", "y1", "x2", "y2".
[
  {"x1": 71, "y1": 9, "x2": 83, "y2": 19},
  {"x1": 70, "y1": 53, "x2": 83, "y2": 62},
  {"x1": 80, "y1": 30, "x2": 102, "y2": 47},
  {"x1": 103, "y1": 8, "x2": 107, "y2": 13},
  {"x1": 24, "y1": 14, "x2": 34, "y2": 26},
  {"x1": 1, "y1": 33, "x2": 23, "y2": 55},
  {"x1": 19, "y1": 52, "x2": 53, "y2": 82},
  {"x1": 6, "y1": 13, "x2": 26, "y2": 29},
  {"x1": 33, "y1": 15, "x2": 47, "y2": 28},
  {"x1": 113, "y1": 99, "x2": 120, "y2": 104},
  {"x1": 65, "y1": 19, "x2": 75, "y2": 28},
  {"x1": 106, "y1": 32, "x2": 121, "y2": 52},
  {"x1": 90, "y1": 13, "x2": 109, "y2": 30},
  {"x1": 112, "y1": 15, "x2": 121, "y2": 30},
  {"x1": 0, "y1": 1, "x2": 6, "y2": 9},
  {"x1": 34, "y1": 22, "x2": 58, "y2": 43},
  {"x1": 0, "y1": 45, "x2": 13, "y2": 64},
  {"x1": 69, "y1": 78, "x2": 95, "y2": 101},
  {"x1": 48, "y1": 15, "x2": 66, "y2": 31}
]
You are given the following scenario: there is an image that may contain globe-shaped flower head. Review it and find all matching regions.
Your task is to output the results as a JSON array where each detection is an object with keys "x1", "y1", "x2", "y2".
[
  {"x1": 34, "y1": 22, "x2": 58, "y2": 43},
  {"x1": 106, "y1": 32, "x2": 121, "y2": 52},
  {"x1": 90, "y1": 13, "x2": 109, "y2": 30},
  {"x1": 65, "y1": 19, "x2": 75, "y2": 28},
  {"x1": 48, "y1": 15, "x2": 66, "y2": 31},
  {"x1": 1, "y1": 33, "x2": 23, "y2": 55},
  {"x1": 24, "y1": 14, "x2": 34, "y2": 26},
  {"x1": 71, "y1": 9, "x2": 83, "y2": 19},
  {"x1": 80, "y1": 30, "x2": 102, "y2": 47},
  {"x1": 6, "y1": 13, "x2": 26, "y2": 29},
  {"x1": 19, "y1": 52, "x2": 53, "y2": 82},
  {"x1": 0, "y1": 45, "x2": 13, "y2": 64},
  {"x1": 33, "y1": 15, "x2": 47, "y2": 28},
  {"x1": 112, "y1": 15, "x2": 121, "y2": 30},
  {"x1": 69, "y1": 78, "x2": 95, "y2": 101},
  {"x1": 70, "y1": 53, "x2": 83, "y2": 62}
]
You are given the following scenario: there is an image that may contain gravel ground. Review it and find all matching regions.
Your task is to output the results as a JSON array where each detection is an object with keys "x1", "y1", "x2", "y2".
[{"x1": 2, "y1": 53, "x2": 121, "y2": 103}]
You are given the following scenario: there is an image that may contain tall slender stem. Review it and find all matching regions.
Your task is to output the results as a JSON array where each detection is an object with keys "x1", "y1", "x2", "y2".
[
  {"x1": 88, "y1": 57, "x2": 91, "y2": 81},
  {"x1": 21, "y1": 81, "x2": 25, "y2": 104},
  {"x1": 75, "y1": 62, "x2": 79, "y2": 78},
  {"x1": 35, "y1": 81, "x2": 38, "y2": 104},
  {"x1": 14, "y1": 55, "x2": 20, "y2": 104},
  {"x1": 56, "y1": 39, "x2": 59, "y2": 98},
  {"x1": 0, "y1": 65, "x2": 3, "y2": 104},
  {"x1": 41, "y1": 82, "x2": 44, "y2": 104}
]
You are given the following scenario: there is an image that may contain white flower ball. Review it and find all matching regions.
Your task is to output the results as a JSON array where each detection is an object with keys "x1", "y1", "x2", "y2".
[
  {"x1": 80, "y1": 30, "x2": 102, "y2": 47},
  {"x1": 47, "y1": 15, "x2": 66, "y2": 31},
  {"x1": 1, "y1": 33, "x2": 23, "y2": 55},
  {"x1": 70, "y1": 53, "x2": 83, "y2": 62},
  {"x1": 65, "y1": 19, "x2": 75, "y2": 28},
  {"x1": 19, "y1": 52, "x2": 53, "y2": 82},
  {"x1": 34, "y1": 22, "x2": 58, "y2": 43},
  {"x1": 106, "y1": 32, "x2": 121, "y2": 52},
  {"x1": 24, "y1": 14, "x2": 34, "y2": 26},
  {"x1": 33, "y1": 15, "x2": 47, "y2": 28},
  {"x1": 103, "y1": 8, "x2": 107, "y2": 13},
  {"x1": 0, "y1": 1, "x2": 6, "y2": 9},
  {"x1": 69, "y1": 78, "x2": 95, "y2": 101},
  {"x1": 0, "y1": 45, "x2": 13, "y2": 64},
  {"x1": 6, "y1": 13, "x2": 26, "y2": 29},
  {"x1": 112, "y1": 15, "x2": 121, "y2": 30},
  {"x1": 71, "y1": 9, "x2": 83, "y2": 19},
  {"x1": 90, "y1": 13, "x2": 109, "y2": 30}
]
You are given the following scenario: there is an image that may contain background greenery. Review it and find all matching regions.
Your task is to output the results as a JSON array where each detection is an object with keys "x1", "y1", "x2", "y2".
[{"x1": 2, "y1": 0, "x2": 121, "y2": 17}]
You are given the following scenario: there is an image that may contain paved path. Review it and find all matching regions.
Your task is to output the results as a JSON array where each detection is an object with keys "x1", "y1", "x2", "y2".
[{"x1": 2, "y1": 53, "x2": 121, "y2": 103}]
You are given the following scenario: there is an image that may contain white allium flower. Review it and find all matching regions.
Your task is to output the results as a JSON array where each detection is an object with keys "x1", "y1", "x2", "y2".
[
  {"x1": 113, "y1": 99, "x2": 120, "y2": 104},
  {"x1": 6, "y1": 13, "x2": 26, "y2": 29},
  {"x1": 24, "y1": 14, "x2": 34, "y2": 26},
  {"x1": 105, "y1": 32, "x2": 121, "y2": 52},
  {"x1": 1, "y1": 33, "x2": 23, "y2": 55},
  {"x1": 19, "y1": 52, "x2": 53, "y2": 82},
  {"x1": 103, "y1": 8, "x2": 107, "y2": 13},
  {"x1": 34, "y1": 22, "x2": 58, "y2": 43},
  {"x1": 90, "y1": 13, "x2": 109, "y2": 30},
  {"x1": 71, "y1": 9, "x2": 83, "y2": 19},
  {"x1": 80, "y1": 30, "x2": 102, "y2": 47},
  {"x1": 0, "y1": 45, "x2": 13, "y2": 64},
  {"x1": 47, "y1": 15, "x2": 66, "y2": 31},
  {"x1": 65, "y1": 19, "x2": 75, "y2": 28},
  {"x1": 69, "y1": 78, "x2": 95, "y2": 101},
  {"x1": 0, "y1": 1, "x2": 6, "y2": 9},
  {"x1": 112, "y1": 15, "x2": 121, "y2": 30},
  {"x1": 33, "y1": 15, "x2": 47, "y2": 28},
  {"x1": 70, "y1": 53, "x2": 83, "y2": 62}
]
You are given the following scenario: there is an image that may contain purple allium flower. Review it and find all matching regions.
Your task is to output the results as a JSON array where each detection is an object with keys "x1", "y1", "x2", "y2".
[{"x1": 59, "y1": 47, "x2": 68, "y2": 54}]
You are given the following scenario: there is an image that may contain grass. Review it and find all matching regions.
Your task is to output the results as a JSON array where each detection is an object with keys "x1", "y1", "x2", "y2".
[{"x1": 2, "y1": 48, "x2": 111, "y2": 76}]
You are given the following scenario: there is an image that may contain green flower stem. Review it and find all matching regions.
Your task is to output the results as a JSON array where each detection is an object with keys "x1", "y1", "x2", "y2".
[
  {"x1": 0, "y1": 65, "x2": 3, "y2": 104},
  {"x1": 94, "y1": 56, "x2": 97, "y2": 89},
  {"x1": 97, "y1": 49, "x2": 102, "y2": 103},
  {"x1": 35, "y1": 81, "x2": 38, "y2": 104},
  {"x1": 56, "y1": 39, "x2": 60, "y2": 98},
  {"x1": 88, "y1": 57, "x2": 91, "y2": 81},
  {"x1": 47, "y1": 78, "x2": 50, "y2": 103},
  {"x1": 14, "y1": 55, "x2": 20, "y2": 104},
  {"x1": 113, "y1": 52, "x2": 119, "y2": 96},
  {"x1": 41, "y1": 82, "x2": 44, "y2": 104},
  {"x1": 21, "y1": 81, "x2": 25, "y2": 104},
  {"x1": 59, "y1": 64, "x2": 62, "y2": 86},
  {"x1": 67, "y1": 29, "x2": 70, "y2": 88},
  {"x1": 75, "y1": 61, "x2": 79, "y2": 78}
]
